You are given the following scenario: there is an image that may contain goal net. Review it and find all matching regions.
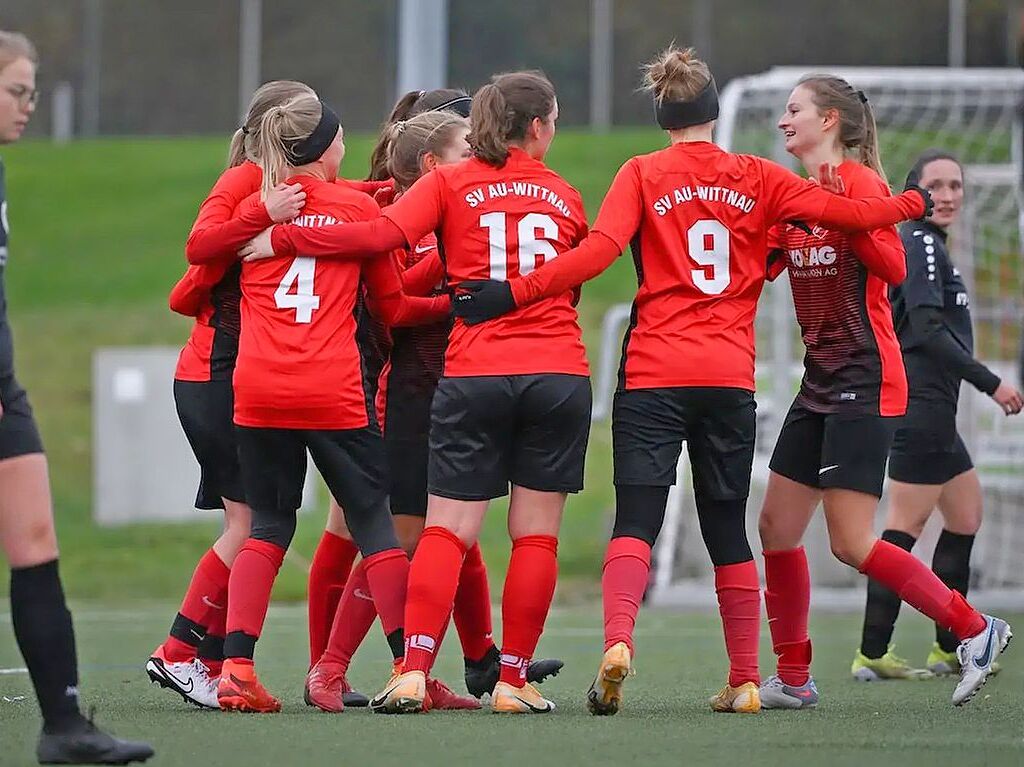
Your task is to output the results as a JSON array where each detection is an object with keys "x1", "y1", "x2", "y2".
[{"x1": 593, "y1": 67, "x2": 1024, "y2": 608}]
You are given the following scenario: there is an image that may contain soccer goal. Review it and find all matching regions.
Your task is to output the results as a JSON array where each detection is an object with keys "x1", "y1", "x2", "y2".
[{"x1": 592, "y1": 67, "x2": 1024, "y2": 609}]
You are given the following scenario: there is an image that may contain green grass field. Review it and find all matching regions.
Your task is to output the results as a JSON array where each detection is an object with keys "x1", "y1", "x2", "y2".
[{"x1": 0, "y1": 606, "x2": 1020, "y2": 767}]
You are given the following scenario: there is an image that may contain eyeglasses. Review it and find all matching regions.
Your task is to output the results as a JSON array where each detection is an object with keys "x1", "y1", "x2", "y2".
[{"x1": 4, "y1": 85, "x2": 38, "y2": 108}]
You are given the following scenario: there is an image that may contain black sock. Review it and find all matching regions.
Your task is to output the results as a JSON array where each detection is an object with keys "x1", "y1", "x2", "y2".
[
  {"x1": 223, "y1": 631, "x2": 257, "y2": 661},
  {"x1": 466, "y1": 644, "x2": 500, "y2": 668},
  {"x1": 10, "y1": 560, "x2": 87, "y2": 733},
  {"x1": 932, "y1": 529, "x2": 975, "y2": 653},
  {"x1": 197, "y1": 632, "x2": 225, "y2": 664},
  {"x1": 386, "y1": 629, "x2": 404, "y2": 662},
  {"x1": 859, "y1": 529, "x2": 916, "y2": 659}
]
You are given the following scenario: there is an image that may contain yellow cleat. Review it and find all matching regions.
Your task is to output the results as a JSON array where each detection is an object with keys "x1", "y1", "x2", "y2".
[
  {"x1": 709, "y1": 681, "x2": 761, "y2": 713},
  {"x1": 926, "y1": 642, "x2": 1001, "y2": 678},
  {"x1": 851, "y1": 646, "x2": 932, "y2": 681},
  {"x1": 586, "y1": 642, "x2": 632, "y2": 716},
  {"x1": 491, "y1": 681, "x2": 555, "y2": 714},
  {"x1": 369, "y1": 669, "x2": 426, "y2": 714}
]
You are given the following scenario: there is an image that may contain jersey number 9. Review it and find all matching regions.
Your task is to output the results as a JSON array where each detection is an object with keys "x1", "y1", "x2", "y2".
[{"x1": 686, "y1": 219, "x2": 731, "y2": 295}]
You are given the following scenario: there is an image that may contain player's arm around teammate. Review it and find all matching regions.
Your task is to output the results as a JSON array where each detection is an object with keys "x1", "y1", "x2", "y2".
[
  {"x1": 448, "y1": 48, "x2": 929, "y2": 720},
  {"x1": 858, "y1": 149, "x2": 1022, "y2": 679},
  {"x1": 756, "y1": 77, "x2": 1011, "y2": 710},
  {"x1": 0, "y1": 30, "x2": 152, "y2": 765},
  {"x1": 219, "y1": 94, "x2": 412, "y2": 714}
]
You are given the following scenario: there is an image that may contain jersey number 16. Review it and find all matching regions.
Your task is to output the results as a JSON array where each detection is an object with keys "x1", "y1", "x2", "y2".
[{"x1": 479, "y1": 212, "x2": 559, "y2": 281}]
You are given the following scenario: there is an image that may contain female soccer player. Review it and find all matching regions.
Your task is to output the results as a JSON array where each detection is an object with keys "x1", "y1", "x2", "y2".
[
  {"x1": 0, "y1": 29, "x2": 153, "y2": 764},
  {"x1": 216, "y1": 92, "x2": 448, "y2": 713},
  {"x1": 307, "y1": 111, "x2": 560, "y2": 712},
  {"x1": 754, "y1": 77, "x2": 1011, "y2": 710},
  {"x1": 147, "y1": 80, "x2": 308, "y2": 710},
  {"x1": 446, "y1": 47, "x2": 932, "y2": 716},
  {"x1": 242, "y1": 70, "x2": 592, "y2": 715},
  {"x1": 855, "y1": 149, "x2": 1022, "y2": 680}
]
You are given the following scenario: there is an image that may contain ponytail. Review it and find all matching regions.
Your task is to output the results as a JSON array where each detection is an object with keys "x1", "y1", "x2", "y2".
[
  {"x1": 467, "y1": 71, "x2": 555, "y2": 167},
  {"x1": 226, "y1": 128, "x2": 247, "y2": 168},
  {"x1": 368, "y1": 90, "x2": 423, "y2": 180},
  {"x1": 858, "y1": 99, "x2": 888, "y2": 186},
  {"x1": 468, "y1": 83, "x2": 512, "y2": 166},
  {"x1": 256, "y1": 104, "x2": 292, "y2": 199}
]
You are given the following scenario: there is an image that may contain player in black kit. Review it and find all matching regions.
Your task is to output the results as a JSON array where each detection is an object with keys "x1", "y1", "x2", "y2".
[
  {"x1": 855, "y1": 149, "x2": 1023, "y2": 679},
  {"x1": 0, "y1": 31, "x2": 152, "y2": 764}
]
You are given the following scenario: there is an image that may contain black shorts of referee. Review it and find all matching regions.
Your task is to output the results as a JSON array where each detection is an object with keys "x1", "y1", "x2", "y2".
[
  {"x1": 888, "y1": 400, "x2": 973, "y2": 485},
  {"x1": 769, "y1": 399, "x2": 898, "y2": 498}
]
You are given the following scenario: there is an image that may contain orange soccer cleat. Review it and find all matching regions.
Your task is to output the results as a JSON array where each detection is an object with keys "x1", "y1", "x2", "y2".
[{"x1": 217, "y1": 660, "x2": 281, "y2": 713}]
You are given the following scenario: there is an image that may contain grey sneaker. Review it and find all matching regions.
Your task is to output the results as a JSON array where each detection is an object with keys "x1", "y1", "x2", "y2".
[
  {"x1": 759, "y1": 674, "x2": 819, "y2": 710},
  {"x1": 952, "y1": 616, "x2": 1012, "y2": 707}
]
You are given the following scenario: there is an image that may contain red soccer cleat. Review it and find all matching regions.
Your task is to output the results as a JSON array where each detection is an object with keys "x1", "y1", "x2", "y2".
[
  {"x1": 424, "y1": 677, "x2": 482, "y2": 711},
  {"x1": 217, "y1": 659, "x2": 281, "y2": 713},
  {"x1": 304, "y1": 660, "x2": 356, "y2": 713}
]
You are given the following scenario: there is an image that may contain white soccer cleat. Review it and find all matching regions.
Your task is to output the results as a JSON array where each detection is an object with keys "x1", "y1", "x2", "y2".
[
  {"x1": 952, "y1": 616, "x2": 1012, "y2": 707},
  {"x1": 146, "y1": 649, "x2": 219, "y2": 709}
]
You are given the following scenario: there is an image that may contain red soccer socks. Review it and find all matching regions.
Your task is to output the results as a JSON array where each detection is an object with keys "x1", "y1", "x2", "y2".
[
  {"x1": 763, "y1": 547, "x2": 812, "y2": 686},
  {"x1": 307, "y1": 531, "x2": 359, "y2": 666},
  {"x1": 499, "y1": 535, "x2": 558, "y2": 687}
]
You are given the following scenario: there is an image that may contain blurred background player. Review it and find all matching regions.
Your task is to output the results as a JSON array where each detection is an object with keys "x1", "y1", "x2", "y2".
[
  {"x1": 855, "y1": 148, "x2": 1023, "y2": 680},
  {"x1": 755, "y1": 77, "x2": 1012, "y2": 709},
  {"x1": 242, "y1": 70, "x2": 592, "y2": 715},
  {"x1": 0, "y1": 29, "x2": 153, "y2": 765},
  {"x1": 146, "y1": 79, "x2": 308, "y2": 710},
  {"x1": 217, "y1": 92, "x2": 446, "y2": 713},
  {"x1": 450, "y1": 47, "x2": 932, "y2": 717}
]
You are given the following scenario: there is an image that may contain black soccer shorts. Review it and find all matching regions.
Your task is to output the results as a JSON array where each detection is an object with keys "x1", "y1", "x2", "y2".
[
  {"x1": 769, "y1": 399, "x2": 897, "y2": 497},
  {"x1": 428, "y1": 374, "x2": 592, "y2": 501},
  {"x1": 174, "y1": 379, "x2": 245, "y2": 509},
  {"x1": 381, "y1": 386, "x2": 434, "y2": 517},
  {"x1": 888, "y1": 400, "x2": 973, "y2": 485},
  {"x1": 0, "y1": 375, "x2": 44, "y2": 460},
  {"x1": 612, "y1": 386, "x2": 756, "y2": 500}
]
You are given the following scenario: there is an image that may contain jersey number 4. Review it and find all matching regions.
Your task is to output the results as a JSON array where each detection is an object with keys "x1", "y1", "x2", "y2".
[
  {"x1": 275, "y1": 256, "x2": 321, "y2": 323},
  {"x1": 479, "y1": 212, "x2": 559, "y2": 281},
  {"x1": 687, "y1": 220, "x2": 731, "y2": 295}
]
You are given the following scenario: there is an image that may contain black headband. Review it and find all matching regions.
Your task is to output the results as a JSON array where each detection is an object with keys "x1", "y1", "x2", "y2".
[
  {"x1": 285, "y1": 101, "x2": 341, "y2": 166},
  {"x1": 431, "y1": 95, "x2": 472, "y2": 118},
  {"x1": 655, "y1": 76, "x2": 719, "y2": 130}
]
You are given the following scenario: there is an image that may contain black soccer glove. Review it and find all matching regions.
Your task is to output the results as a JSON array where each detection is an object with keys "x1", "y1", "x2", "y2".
[
  {"x1": 452, "y1": 280, "x2": 516, "y2": 325},
  {"x1": 903, "y1": 168, "x2": 934, "y2": 221}
]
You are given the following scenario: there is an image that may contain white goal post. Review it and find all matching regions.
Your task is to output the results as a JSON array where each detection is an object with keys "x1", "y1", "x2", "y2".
[{"x1": 593, "y1": 67, "x2": 1024, "y2": 609}]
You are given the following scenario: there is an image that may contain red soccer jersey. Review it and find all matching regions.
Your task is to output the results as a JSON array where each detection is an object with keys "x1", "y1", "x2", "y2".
[
  {"x1": 382, "y1": 148, "x2": 589, "y2": 377},
  {"x1": 509, "y1": 141, "x2": 925, "y2": 391},
  {"x1": 775, "y1": 161, "x2": 907, "y2": 416},
  {"x1": 233, "y1": 175, "x2": 446, "y2": 429},
  {"x1": 175, "y1": 162, "x2": 262, "y2": 382}
]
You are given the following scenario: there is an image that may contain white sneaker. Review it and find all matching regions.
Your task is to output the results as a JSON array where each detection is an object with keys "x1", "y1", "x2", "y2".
[
  {"x1": 146, "y1": 649, "x2": 219, "y2": 709},
  {"x1": 952, "y1": 616, "x2": 1012, "y2": 707}
]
